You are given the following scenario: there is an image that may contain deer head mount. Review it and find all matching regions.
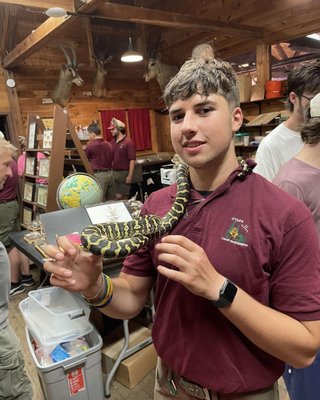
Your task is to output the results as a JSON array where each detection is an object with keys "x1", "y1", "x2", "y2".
[
  {"x1": 53, "y1": 44, "x2": 84, "y2": 107},
  {"x1": 143, "y1": 54, "x2": 179, "y2": 92},
  {"x1": 92, "y1": 54, "x2": 113, "y2": 98}
]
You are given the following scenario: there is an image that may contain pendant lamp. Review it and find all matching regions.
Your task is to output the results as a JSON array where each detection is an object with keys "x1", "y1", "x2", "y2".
[{"x1": 121, "y1": 37, "x2": 143, "y2": 63}]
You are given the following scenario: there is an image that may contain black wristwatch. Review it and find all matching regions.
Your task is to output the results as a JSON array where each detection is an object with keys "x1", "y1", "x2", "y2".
[{"x1": 212, "y1": 279, "x2": 238, "y2": 308}]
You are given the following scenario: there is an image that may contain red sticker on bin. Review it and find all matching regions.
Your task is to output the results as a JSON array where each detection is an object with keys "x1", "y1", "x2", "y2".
[{"x1": 68, "y1": 368, "x2": 85, "y2": 395}]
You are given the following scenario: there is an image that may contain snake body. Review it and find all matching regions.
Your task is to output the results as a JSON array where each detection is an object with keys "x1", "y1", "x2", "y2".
[{"x1": 80, "y1": 161, "x2": 190, "y2": 258}]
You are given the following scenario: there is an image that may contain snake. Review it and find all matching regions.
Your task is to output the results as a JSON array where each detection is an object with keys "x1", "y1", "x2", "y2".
[{"x1": 80, "y1": 160, "x2": 190, "y2": 259}]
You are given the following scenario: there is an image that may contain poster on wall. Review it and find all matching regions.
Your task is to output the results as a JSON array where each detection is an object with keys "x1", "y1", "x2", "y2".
[
  {"x1": 25, "y1": 157, "x2": 36, "y2": 175},
  {"x1": 28, "y1": 123, "x2": 37, "y2": 149},
  {"x1": 23, "y1": 182, "x2": 34, "y2": 202},
  {"x1": 36, "y1": 185, "x2": 48, "y2": 207},
  {"x1": 43, "y1": 130, "x2": 53, "y2": 149},
  {"x1": 22, "y1": 207, "x2": 33, "y2": 226},
  {"x1": 38, "y1": 158, "x2": 50, "y2": 177}
]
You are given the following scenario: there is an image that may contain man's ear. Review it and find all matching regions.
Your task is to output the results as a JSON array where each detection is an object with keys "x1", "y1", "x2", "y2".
[
  {"x1": 232, "y1": 107, "x2": 243, "y2": 132},
  {"x1": 288, "y1": 91, "x2": 298, "y2": 106}
]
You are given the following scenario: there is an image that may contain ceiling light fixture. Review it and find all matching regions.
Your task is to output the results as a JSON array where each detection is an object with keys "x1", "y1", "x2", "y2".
[
  {"x1": 121, "y1": 37, "x2": 143, "y2": 63},
  {"x1": 45, "y1": 7, "x2": 67, "y2": 18},
  {"x1": 307, "y1": 33, "x2": 320, "y2": 41}
]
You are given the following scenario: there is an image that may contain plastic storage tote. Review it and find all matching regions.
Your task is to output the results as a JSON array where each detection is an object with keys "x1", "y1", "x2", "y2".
[
  {"x1": 26, "y1": 326, "x2": 105, "y2": 400},
  {"x1": 19, "y1": 287, "x2": 92, "y2": 348}
]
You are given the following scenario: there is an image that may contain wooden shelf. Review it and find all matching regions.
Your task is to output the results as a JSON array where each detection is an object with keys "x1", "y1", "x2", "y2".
[
  {"x1": 241, "y1": 96, "x2": 286, "y2": 106},
  {"x1": 21, "y1": 107, "x2": 94, "y2": 226}
]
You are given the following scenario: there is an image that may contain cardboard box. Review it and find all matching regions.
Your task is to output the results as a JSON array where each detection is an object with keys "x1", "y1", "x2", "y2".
[{"x1": 101, "y1": 322, "x2": 157, "y2": 389}]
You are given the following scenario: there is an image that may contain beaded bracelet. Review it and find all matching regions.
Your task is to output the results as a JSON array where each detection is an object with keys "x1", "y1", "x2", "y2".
[{"x1": 82, "y1": 273, "x2": 113, "y2": 308}]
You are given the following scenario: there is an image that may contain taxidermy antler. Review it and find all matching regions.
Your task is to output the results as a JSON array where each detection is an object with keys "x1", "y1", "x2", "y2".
[
  {"x1": 92, "y1": 52, "x2": 113, "y2": 98},
  {"x1": 53, "y1": 44, "x2": 84, "y2": 107}
]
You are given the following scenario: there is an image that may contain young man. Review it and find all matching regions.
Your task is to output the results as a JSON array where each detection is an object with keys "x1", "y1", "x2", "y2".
[
  {"x1": 44, "y1": 53, "x2": 320, "y2": 399},
  {"x1": 254, "y1": 60, "x2": 320, "y2": 181},
  {"x1": 273, "y1": 93, "x2": 320, "y2": 400},
  {"x1": 85, "y1": 122, "x2": 114, "y2": 201},
  {"x1": 0, "y1": 138, "x2": 33, "y2": 399},
  {"x1": 108, "y1": 117, "x2": 136, "y2": 200}
]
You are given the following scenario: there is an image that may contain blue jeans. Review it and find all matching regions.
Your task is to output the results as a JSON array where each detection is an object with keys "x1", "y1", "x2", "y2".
[{"x1": 284, "y1": 352, "x2": 320, "y2": 400}]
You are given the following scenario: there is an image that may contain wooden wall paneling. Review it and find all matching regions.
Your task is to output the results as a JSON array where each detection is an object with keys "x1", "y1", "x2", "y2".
[
  {"x1": 3, "y1": 69, "x2": 24, "y2": 146},
  {"x1": 260, "y1": 98, "x2": 286, "y2": 114},
  {"x1": 0, "y1": 69, "x2": 10, "y2": 112},
  {"x1": 149, "y1": 110, "x2": 159, "y2": 154},
  {"x1": 255, "y1": 44, "x2": 271, "y2": 89},
  {"x1": 0, "y1": 5, "x2": 10, "y2": 57},
  {"x1": 66, "y1": 112, "x2": 93, "y2": 175},
  {"x1": 153, "y1": 111, "x2": 173, "y2": 153},
  {"x1": 46, "y1": 107, "x2": 68, "y2": 211}
]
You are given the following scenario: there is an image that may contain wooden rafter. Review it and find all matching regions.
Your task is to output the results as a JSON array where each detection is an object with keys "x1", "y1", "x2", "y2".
[
  {"x1": 0, "y1": 0, "x2": 75, "y2": 12},
  {"x1": 95, "y1": 3, "x2": 263, "y2": 37},
  {"x1": 2, "y1": 0, "x2": 106, "y2": 68},
  {"x1": 0, "y1": 5, "x2": 10, "y2": 57}
]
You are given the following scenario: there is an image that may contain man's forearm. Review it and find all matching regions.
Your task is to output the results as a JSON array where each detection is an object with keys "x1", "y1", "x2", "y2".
[{"x1": 97, "y1": 273, "x2": 154, "y2": 320}]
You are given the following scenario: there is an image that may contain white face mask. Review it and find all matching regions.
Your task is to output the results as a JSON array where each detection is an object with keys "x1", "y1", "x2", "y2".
[{"x1": 310, "y1": 93, "x2": 320, "y2": 117}]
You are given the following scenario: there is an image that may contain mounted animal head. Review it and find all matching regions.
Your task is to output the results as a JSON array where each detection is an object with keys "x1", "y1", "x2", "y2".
[
  {"x1": 143, "y1": 54, "x2": 179, "y2": 92},
  {"x1": 92, "y1": 54, "x2": 113, "y2": 98},
  {"x1": 53, "y1": 44, "x2": 84, "y2": 107}
]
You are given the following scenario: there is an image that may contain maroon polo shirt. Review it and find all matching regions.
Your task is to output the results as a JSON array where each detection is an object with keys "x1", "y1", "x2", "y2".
[
  {"x1": 122, "y1": 162, "x2": 320, "y2": 394},
  {"x1": 85, "y1": 138, "x2": 113, "y2": 171},
  {"x1": 0, "y1": 160, "x2": 18, "y2": 200},
  {"x1": 111, "y1": 136, "x2": 136, "y2": 170}
]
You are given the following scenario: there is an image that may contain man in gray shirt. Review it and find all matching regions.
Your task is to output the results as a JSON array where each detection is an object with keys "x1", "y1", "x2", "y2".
[{"x1": 0, "y1": 138, "x2": 33, "y2": 399}]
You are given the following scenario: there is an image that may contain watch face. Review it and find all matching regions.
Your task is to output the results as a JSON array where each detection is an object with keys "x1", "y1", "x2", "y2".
[{"x1": 212, "y1": 280, "x2": 238, "y2": 308}]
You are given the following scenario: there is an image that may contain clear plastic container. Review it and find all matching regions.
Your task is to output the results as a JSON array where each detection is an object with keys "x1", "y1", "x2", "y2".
[
  {"x1": 19, "y1": 287, "x2": 92, "y2": 347},
  {"x1": 26, "y1": 326, "x2": 104, "y2": 400}
]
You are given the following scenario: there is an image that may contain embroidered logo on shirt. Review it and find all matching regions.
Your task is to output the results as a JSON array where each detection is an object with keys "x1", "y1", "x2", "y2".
[{"x1": 222, "y1": 217, "x2": 248, "y2": 247}]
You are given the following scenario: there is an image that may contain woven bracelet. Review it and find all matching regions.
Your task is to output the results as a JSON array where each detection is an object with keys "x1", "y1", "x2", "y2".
[{"x1": 87, "y1": 274, "x2": 114, "y2": 308}]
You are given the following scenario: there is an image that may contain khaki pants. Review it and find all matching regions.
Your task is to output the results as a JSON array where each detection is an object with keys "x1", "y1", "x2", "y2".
[
  {"x1": 94, "y1": 170, "x2": 115, "y2": 201},
  {"x1": 0, "y1": 325, "x2": 33, "y2": 400},
  {"x1": 0, "y1": 200, "x2": 19, "y2": 247},
  {"x1": 113, "y1": 169, "x2": 131, "y2": 196},
  {"x1": 154, "y1": 358, "x2": 279, "y2": 400}
]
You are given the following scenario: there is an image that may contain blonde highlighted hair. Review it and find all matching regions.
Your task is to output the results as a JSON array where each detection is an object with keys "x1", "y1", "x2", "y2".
[{"x1": 0, "y1": 138, "x2": 18, "y2": 158}]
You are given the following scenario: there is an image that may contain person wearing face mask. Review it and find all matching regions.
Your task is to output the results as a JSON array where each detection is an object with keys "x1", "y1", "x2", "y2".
[
  {"x1": 273, "y1": 92, "x2": 320, "y2": 400},
  {"x1": 108, "y1": 118, "x2": 136, "y2": 200},
  {"x1": 254, "y1": 60, "x2": 320, "y2": 181}
]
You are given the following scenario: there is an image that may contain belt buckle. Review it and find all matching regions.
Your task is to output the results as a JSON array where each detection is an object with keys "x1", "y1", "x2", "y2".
[{"x1": 178, "y1": 377, "x2": 211, "y2": 400}]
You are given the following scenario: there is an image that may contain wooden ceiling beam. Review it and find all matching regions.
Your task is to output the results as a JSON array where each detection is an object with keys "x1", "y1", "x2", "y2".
[
  {"x1": 3, "y1": 15, "x2": 74, "y2": 68},
  {"x1": 0, "y1": 0, "x2": 75, "y2": 12},
  {"x1": 95, "y1": 3, "x2": 263, "y2": 37},
  {"x1": 2, "y1": 0, "x2": 106, "y2": 68}
]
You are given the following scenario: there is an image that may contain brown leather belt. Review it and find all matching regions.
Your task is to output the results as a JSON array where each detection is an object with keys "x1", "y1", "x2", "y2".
[
  {"x1": 0, "y1": 199, "x2": 16, "y2": 204},
  {"x1": 177, "y1": 376, "x2": 276, "y2": 400},
  {"x1": 94, "y1": 169, "x2": 112, "y2": 172}
]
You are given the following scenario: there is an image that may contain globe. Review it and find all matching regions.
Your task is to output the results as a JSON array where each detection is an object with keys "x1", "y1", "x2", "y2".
[{"x1": 56, "y1": 173, "x2": 103, "y2": 209}]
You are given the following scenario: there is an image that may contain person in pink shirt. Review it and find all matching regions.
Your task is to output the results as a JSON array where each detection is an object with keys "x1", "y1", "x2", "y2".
[
  {"x1": 273, "y1": 93, "x2": 320, "y2": 400},
  {"x1": 17, "y1": 136, "x2": 47, "y2": 184}
]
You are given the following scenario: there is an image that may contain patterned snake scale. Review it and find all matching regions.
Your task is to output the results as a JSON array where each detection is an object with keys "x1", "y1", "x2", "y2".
[{"x1": 80, "y1": 161, "x2": 190, "y2": 259}]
